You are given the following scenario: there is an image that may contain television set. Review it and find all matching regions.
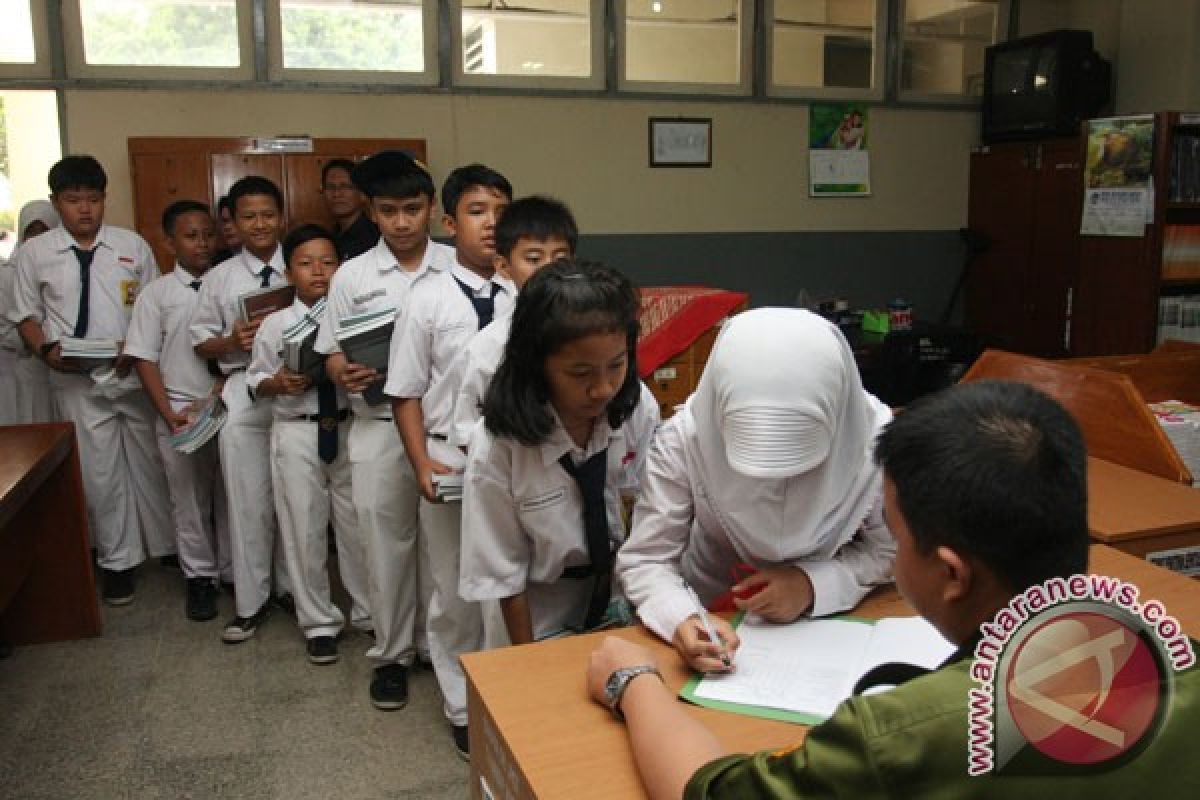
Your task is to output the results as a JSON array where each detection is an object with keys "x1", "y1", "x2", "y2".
[{"x1": 982, "y1": 30, "x2": 1111, "y2": 144}]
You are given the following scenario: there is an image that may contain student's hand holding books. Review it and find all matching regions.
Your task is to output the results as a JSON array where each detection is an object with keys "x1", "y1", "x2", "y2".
[
  {"x1": 269, "y1": 367, "x2": 311, "y2": 397},
  {"x1": 416, "y1": 458, "x2": 454, "y2": 504},
  {"x1": 731, "y1": 565, "x2": 814, "y2": 623},
  {"x1": 673, "y1": 614, "x2": 740, "y2": 674},
  {"x1": 164, "y1": 407, "x2": 191, "y2": 434},
  {"x1": 334, "y1": 360, "x2": 380, "y2": 394},
  {"x1": 231, "y1": 317, "x2": 262, "y2": 353}
]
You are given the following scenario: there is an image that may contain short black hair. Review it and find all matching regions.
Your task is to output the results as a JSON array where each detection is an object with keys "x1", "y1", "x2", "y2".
[
  {"x1": 321, "y1": 158, "x2": 356, "y2": 186},
  {"x1": 495, "y1": 195, "x2": 578, "y2": 260},
  {"x1": 875, "y1": 380, "x2": 1088, "y2": 592},
  {"x1": 227, "y1": 175, "x2": 284, "y2": 214},
  {"x1": 48, "y1": 155, "x2": 107, "y2": 194},
  {"x1": 484, "y1": 259, "x2": 642, "y2": 446},
  {"x1": 161, "y1": 200, "x2": 212, "y2": 236},
  {"x1": 441, "y1": 163, "x2": 512, "y2": 220},
  {"x1": 216, "y1": 195, "x2": 235, "y2": 217},
  {"x1": 282, "y1": 223, "x2": 336, "y2": 267},
  {"x1": 351, "y1": 150, "x2": 435, "y2": 201}
]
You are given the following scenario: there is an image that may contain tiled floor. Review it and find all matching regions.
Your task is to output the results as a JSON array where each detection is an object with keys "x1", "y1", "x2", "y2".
[{"x1": 0, "y1": 562, "x2": 470, "y2": 799}]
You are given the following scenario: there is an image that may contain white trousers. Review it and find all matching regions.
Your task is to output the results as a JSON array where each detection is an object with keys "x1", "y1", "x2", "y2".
[
  {"x1": 421, "y1": 498, "x2": 484, "y2": 726},
  {"x1": 155, "y1": 406, "x2": 231, "y2": 581},
  {"x1": 52, "y1": 371, "x2": 173, "y2": 570},
  {"x1": 13, "y1": 354, "x2": 56, "y2": 423},
  {"x1": 271, "y1": 418, "x2": 360, "y2": 638},
  {"x1": 218, "y1": 370, "x2": 287, "y2": 617},
  {"x1": 0, "y1": 349, "x2": 18, "y2": 425},
  {"x1": 350, "y1": 417, "x2": 423, "y2": 666}
]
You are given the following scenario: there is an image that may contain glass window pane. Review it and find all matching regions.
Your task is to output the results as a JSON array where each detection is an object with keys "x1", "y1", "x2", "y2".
[
  {"x1": 461, "y1": 0, "x2": 591, "y2": 77},
  {"x1": 625, "y1": 0, "x2": 742, "y2": 85},
  {"x1": 0, "y1": 1, "x2": 36, "y2": 64},
  {"x1": 772, "y1": 0, "x2": 877, "y2": 90},
  {"x1": 282, "y1": 1, "x2": 424, "y2": 72},
  {"x1": 902, "y1": 0, "x2": 1001, "y2": 96},
  {"x1": 1, "y1": 91, "x2": 62, "y2": 262},
  {"x1": 79, "y1": 0, "x2": 240, "y2": 67}
]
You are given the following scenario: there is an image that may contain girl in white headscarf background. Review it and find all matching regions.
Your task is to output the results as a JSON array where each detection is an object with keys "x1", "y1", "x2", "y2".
[
  {"x1": 616, "y1": 308, "x2": 896, "y2": 672},
  {"x1": 0, "y1": 199, "x2": 61, "y2": 423}
]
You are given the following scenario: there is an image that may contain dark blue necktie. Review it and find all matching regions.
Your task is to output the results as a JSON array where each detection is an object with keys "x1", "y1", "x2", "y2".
[
  {"x1": 71, "y1": 246, "x2": 95, "y2": 338},
  {"x1": 258, "y1": 266, "x2": 272, "y2": 288},
  {"x1": 316, "y1": 379, "x2": 338, "y2": 464},
  {"x1": 189, "y1": 280, "x2": 201, "y2": 291},
  {"x1": 452, "y1": 275, "x2": 498, "y2": 330},
  {"x1": 558, "y1": 448, "x2": 612, "y2": 629}
]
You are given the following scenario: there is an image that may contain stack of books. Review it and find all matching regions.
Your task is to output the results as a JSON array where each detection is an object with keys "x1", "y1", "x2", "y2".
[
  {"x1": 432, "y1": 473, "x2": 464, "y2": 503},
  {"x1": 239, "y1": 284, "x2": 295, "y2": 323},
  {"x1": 336, "y1": 308, "x2": 396, "y2": 406},
  {"x1": 1149, "y1": 400, "x2": 1200, "y2": 487},
  {"x1": 60, "y1": 337, "x2": 120, "y2": 370},
  {"x1": 169, "y1": 396, "x2": 228, "y2": 455},
  {"x1": 283, "y1": 297, "x2": 326, "y2": 378}
]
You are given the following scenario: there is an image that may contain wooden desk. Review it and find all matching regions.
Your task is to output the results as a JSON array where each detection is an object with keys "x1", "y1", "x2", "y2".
[
  {"x1": 1088, "y1": 456, "x2": 1200, "y2": 568},
  {"x1": 0, "y1": 423, "x2": 100, "y2": 644},
  {"x1": 462, "y1": 545, "x2": 1200, "y2": 800}
]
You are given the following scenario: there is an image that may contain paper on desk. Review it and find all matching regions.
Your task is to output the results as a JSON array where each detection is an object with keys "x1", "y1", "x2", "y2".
[{"x1": 681, "y1": 614, "x2": 955, "y2": 725}]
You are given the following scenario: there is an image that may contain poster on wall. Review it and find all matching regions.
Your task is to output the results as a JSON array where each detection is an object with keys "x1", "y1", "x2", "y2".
[
  {"x1": 808, "y1": 103, "x2": 870, "y2": 197},
  {"x1": 1080, "y1": 114, "x2": 1155, "y2": 236}
]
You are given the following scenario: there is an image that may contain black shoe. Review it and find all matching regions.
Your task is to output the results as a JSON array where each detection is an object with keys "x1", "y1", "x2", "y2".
[
  {"x1": 101, "y1": 568, "x2": 135, "y2": 606},
  {"x1": 221, "y1": 602, "x2": 271, "y2": 644},
  {"x1": 159, "y1": 554, "x2": 181, "y2": 570},
  {"x1": 273, "y1": 592, "x2": 296, "y2": 616},
  {"x1": 452, "y1": 724, "x2": 470, "y2": 762},
  {"x1": 220, "y1": 579, "x2": 235, "y2": 595},
  {"x1": 369, "y1": 664, "x2": 409, "y2": 710},
  {"x1": 306, "y1": 636, "x2": 339, "y2": 665},
  {"x1": 186, "y1": 577, "x2": 219, "y2": 622}
]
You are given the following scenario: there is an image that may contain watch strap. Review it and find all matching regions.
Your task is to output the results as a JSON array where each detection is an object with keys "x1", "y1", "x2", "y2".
[{"x1": 609, "y1": 665, "x2": 662, "y2": 721}]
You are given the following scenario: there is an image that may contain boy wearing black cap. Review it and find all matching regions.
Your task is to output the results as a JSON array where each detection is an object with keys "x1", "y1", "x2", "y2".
[{"x1": 316, "y1": 150, "x2": 456, "y2": 711}]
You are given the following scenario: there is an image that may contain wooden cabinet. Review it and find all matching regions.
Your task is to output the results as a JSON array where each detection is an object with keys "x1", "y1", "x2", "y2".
[
  {"x1": 965, "y1": 137, "x2": 1083, "y2": 359},
  {"x1": 129, "y1": 137, "x2": 427, "y2": 272}
]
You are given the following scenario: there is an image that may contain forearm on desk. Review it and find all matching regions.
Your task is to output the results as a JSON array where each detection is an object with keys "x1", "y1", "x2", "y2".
[{"x1": 621, "y1": 675, "x2": 727, "y2": 800}]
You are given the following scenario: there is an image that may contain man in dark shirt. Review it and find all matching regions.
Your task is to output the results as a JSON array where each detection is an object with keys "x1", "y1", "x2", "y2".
[{"x1": 322, "y1": 158, "x2": 380, "y2": 261}]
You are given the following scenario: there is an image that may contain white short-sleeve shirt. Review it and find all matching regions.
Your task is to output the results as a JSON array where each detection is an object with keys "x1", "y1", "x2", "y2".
[
  {"x1": 449, "y1": 308, "x2": 512, "y2": 449},
  {"x1": 188, "y1": 247, "x2": 286, "y2": 374},
  {"x1": 124, "y1": 265, "x2": 214, "y2": 403},
  {"x1": 247, "y1": 298, "x2": 348, "y2": 420}
]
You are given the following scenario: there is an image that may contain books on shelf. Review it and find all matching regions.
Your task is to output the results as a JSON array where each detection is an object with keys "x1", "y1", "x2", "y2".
[
  {"x1": 336, "y1": 307, "x2": 396, "y2": 406},
  {"x1": 1158, "y1": 295, "x2": 1200, "y2": 345},
  {"x1": 239, "y1": 284, "x2": 295, "y2": 323},
  {"x1": 432, "y1": 472, "x2": 464, "y2": 503},
  {"x1": 1162, "y1": 225, "x2": 1200, "y2": 281},
  {"x1": 168, "y1": 396, "x2": 227, "y2": 455},
  {"x1": 282, "y1": 297, "x2": 326, "y2": 378},
  {"x1": 1169, "y1": 131, "x2": 1200, "y2": 203},
  {"x1": 680, "y1": 614, "x2": 955, "y2": 725},
  {"x1": 1149, "y1": 400, "x2": 1200, "y2": 488},
  {"x1": 59, "y1": 337, "x2": 120, "y2": 370}
]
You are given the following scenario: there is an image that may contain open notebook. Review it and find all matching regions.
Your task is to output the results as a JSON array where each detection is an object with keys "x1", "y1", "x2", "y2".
[{"x1": 681, "y1": 614, "x2": 956, "y2": 725}]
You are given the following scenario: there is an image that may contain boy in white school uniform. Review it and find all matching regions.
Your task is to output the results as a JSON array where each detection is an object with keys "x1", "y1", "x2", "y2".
[
  {"x1": 387, "y1": 163, "x2": 515, "y2": 759},
  {"x1": 190, "y1": 175, "x2": 293, "y2": 642},
  {"x1": 317, "y1": 151, "x2": 456, "y2": 710},
  {"x1": 248, "y1": 224, "x2": 359, "y2": 665},
  {"x1": 125, "y1": 200, "x2": 232, "y2": 622},
  {"x1": 12, "y1": 155, "x2": 173, "y2": 605}
]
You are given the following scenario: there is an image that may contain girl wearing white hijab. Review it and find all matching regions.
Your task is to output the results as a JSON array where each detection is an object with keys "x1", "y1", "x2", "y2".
[
  {"x1": 0, "y1": 199, "x2": 61, "y2": 423},
  {"x1": 616, "y1": 308, "x2": 896, "y2": 671}
]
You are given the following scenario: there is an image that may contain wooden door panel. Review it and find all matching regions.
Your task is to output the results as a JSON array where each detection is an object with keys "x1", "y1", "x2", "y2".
[
  {"x1": 131, "y1": 153, "x2": 211, "y2": 273},
  {"x1": 283, "y1": 154, "x2": 345, "y2": 230}
]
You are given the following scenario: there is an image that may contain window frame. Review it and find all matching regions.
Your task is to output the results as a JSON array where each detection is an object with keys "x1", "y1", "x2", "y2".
[
  {"x1": 895, "y1": 0, "x2": 1011, "y2": 105},
  {"x1": 265, "y1": 0, "x2": 439, "y2": 86},
  {"x1": 0, "y1": 0, "x2": 52, "y2": 80},
  {"x1": 449, "y1": 0, "x2": 605, "y2": 91},
  {"x1": 61, "y1": 0, "x2": 256, "y2": 81},
  {"x1": 764, "y1": 0, "x2": 888, "y2": 101}
]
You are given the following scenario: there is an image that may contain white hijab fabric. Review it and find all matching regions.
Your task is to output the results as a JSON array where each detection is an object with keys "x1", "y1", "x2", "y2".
[
  {"x1": 17, "y1": 199, "x2": 60, "y2": 244},
  {"x1": 683, "y1": 308, "x2": 891, "y2": 562}
]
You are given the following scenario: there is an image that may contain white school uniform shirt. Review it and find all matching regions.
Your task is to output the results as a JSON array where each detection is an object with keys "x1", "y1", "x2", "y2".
[
  {"x1": 247, "y1": 298, "x2": 349, "y2": 421},
  {"x1": 314, "y1": 237, "x2": 455, "y2": 418},
  {"x1": 383, "y1": 262, "x2": 514, "y2": 468},
  {"x1": 449, "y1": 308, "x2": 512, "y2": 449},
  {"x1": 124, "y1": 265, "x2": 214, "y2": 404},
  {"x1": 459, "y1": 401, "x2": 658, "y2": 639},
  {"x1": 188, "y1": 246, "x2": 286, "y2": 374},
  {"x1": 11, "y1": 224, "x2": 157, "y2": 343},
  {"x1": 0, "y1": 265, "x2": 20, "y2": 352},
  {"x1": 616, "y1": 308, "x2": 896, "y2": 643}
]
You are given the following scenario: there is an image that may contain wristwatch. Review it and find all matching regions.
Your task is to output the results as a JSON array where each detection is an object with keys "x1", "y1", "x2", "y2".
[{"x1": 604, "y1": 665, "x2": 662, "y2": 721}]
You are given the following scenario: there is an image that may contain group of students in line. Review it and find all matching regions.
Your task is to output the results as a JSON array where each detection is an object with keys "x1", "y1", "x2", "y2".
[{"x1": 7, "y1": 148, "x2": 1130, "y2": 786}]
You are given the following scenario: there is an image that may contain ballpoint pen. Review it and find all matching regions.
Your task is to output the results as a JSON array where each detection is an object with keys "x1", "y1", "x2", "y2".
[{"x1": 684, "y1": 582, "x2": 732, "y2": 669}]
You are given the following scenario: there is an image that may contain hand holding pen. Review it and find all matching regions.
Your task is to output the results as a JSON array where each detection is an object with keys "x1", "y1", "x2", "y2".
[{"x1": 671, "y1": 583, "x2": 741, "y2": 673}]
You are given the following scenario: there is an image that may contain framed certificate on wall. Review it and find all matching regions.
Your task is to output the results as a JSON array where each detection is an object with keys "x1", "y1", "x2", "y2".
[{"x1": 649, "y1": 118, "x2": 712, "y2": 167}]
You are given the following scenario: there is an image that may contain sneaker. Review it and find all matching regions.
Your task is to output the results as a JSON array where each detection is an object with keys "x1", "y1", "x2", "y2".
[
  {"x1": 306, "y1": 636, "x2": 339, "y2": 665},
  {"x1": 185, "y1": 577, "x2": 218, "y2": 622},
  {"x1": 221, "y1": 602, "x2": 271, "y2": 644},
  {"x1": 101, "y1": 568, "x2": 135, "y2": 606},
  {"x1": 451, "y1": 724, "x2": 470, "y2": 762},
  {"x1": 369, "y1": 664, "x2": 409, "y2": 710},
  {"x1": 273, "y1": 592, "x2": 296, "y2": 616},
  {"x1": 159, "y1": 554, "x2": 181, "y2": 570}
]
